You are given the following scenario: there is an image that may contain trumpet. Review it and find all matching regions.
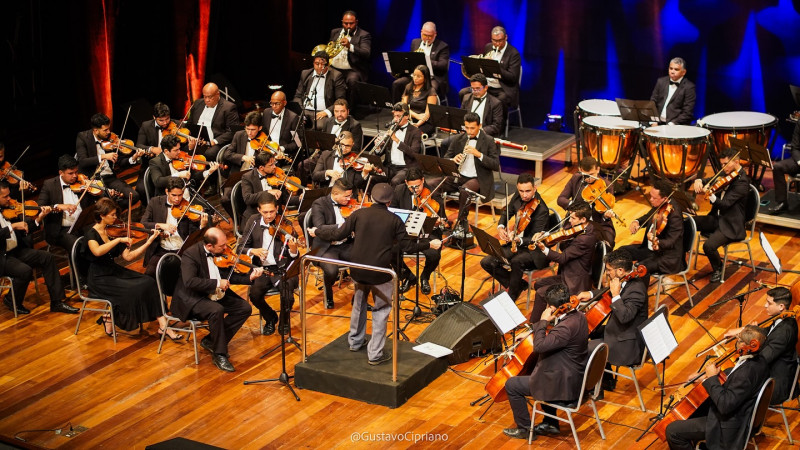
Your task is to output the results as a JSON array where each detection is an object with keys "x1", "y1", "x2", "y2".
[{"x1": 312, "y1": 29, "x2": 346, "y2": 58}]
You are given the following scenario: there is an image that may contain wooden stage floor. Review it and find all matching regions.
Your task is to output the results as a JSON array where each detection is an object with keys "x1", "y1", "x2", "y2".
[{"x1": 1, "y1": 152, "x2": 799, "y2": 449}]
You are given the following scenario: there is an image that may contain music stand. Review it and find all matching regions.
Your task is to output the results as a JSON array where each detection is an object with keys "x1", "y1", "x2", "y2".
[
  {"x1": 790, "y1": 84, "x2": 800, "y2": 108},
  {"x1": 616, "y1": 98, "x2": 660, "y2": 125},
  {"x1": 428, "y1": 104, "x2": 467, "y2": 133},
  {"x1": 355, "y1": 82, "x2": 393, "y2": 130},
  {"x1": 183, "y1": 123, "x2": 212, "y2": 144},
  {"x1": 461, "y1": 56, "x2": 502, "y2": 80},
  {"x1": 67, "y1": 204, "x2": 97, "y2": 235},
  {"x1": 298, "y1": 187, "x2": 332, "y2": 215},
  {"x1": 731, "y1": 137, "x2": 772, "y2": 187},
  {"x1": 471, "y1": 225, "x2": 510, "y2": 299},
  {"x1": 362, "y1": 154, "x2": 386, "y2": 174},
  {"x1": 635, "y1": 305, "x2": 678, "y2": 441},
  {"x1": 304, "y1": 130, "x2": 336, "y2": 150},
  {"x1": 385, "y1": 51, "x2": 427, "y2": 78}
]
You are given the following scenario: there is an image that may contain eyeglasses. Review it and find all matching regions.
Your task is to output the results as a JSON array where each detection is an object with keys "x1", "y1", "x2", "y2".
[
  {"x1": 491, "y1": 37, "x2": 506, "y2": 43},
  {"x1": 269, "y1": 101, "x2": 283, "y2": 106}
]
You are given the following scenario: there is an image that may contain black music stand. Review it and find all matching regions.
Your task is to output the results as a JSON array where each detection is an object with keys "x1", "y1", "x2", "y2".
[
  {"x1": 304, "y1": 130, "x2": 336, "y2": 151},
  {"x1": 386, "y1": 51, "x2": 426, "y2": 78},
  {"x1": 790, "y1": 84, "x2": 800, "y2": 108},
  {"x1": 362, "y1": 154, "x2": 386, "y2": 173},
  {"x1": 731, "y1": 137, "x2": 772, "y2": 187},
  {"x1": 177, "y1": 226, "x2": 210, "y2": 256},
  {"x1": 355, "y1": 82, "x2": 393, "y2": 130},
  {"x1": 297, "y1": 187, "x2": 331, "y2": 215},
  {"x1": 398, "y1": 215, "x2": 438, "y2": 334},
  {"x1": 471, "y1": 225, "x2": 510, "y2": 298},
  {"x1": 616, "y1": 98, "x2": 660, "y2": 125},
  {"x1": 428, "y1": 104, "x2": 467, "y2": 133},
  {"x1": 183, "y1": 123, "x2": 212, "y2": 144},
  {"x1": 635, "y1": 306, "x2": 678, "y2": 441},
  {"x1": 461, "y1": 56, "x2": 502, "y2": 80}
]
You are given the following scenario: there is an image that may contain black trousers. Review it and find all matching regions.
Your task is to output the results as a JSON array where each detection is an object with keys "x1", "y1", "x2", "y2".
[
  {"x1": 188, "y1": 293, "x2": 251, "y2": 355},
  {"x1": 400, "y1": 246, "x2": 441, "y2": 282},
  {"x1": 665, "y1": 417, "x2": 706, "y2": 450},
  {"x1": 318, "y1": 243, "x2": 352, "y2": 303},
  {"x1": 249, "y1": 273, "x2": 299, "y2": 323},
  {"x1": 144, "y1": 246, "x2": 177, "y2": 279},
  {"x1": 694, "y1": 215, "x2": 734, "y2": 272},
  {"x1": 506, "y1": 375, "x2": 560, "y2": 430},
  {"x1": 480, "y1": 247, "x2": 547, "y2": 300},
  {"x1": 2, "y1": 247, "x2": 66, "y2": 305},
  {"x1": 428, "y1": 175, "x2": 480, "y2": 222},
  {"x1": 772, "y1": 157, "x2": 800, "y2": 204},
  {"x1": 45, "y1": 228, "x2": 79, "y2": 256}
]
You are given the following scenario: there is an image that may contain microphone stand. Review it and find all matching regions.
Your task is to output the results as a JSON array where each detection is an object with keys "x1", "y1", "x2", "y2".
[
  {"x1": 455, "y1": 186, "x2": 482, "y2": 301},
  {"x1": 709, "y1": 283, "x2": 766, "y2": 328}
]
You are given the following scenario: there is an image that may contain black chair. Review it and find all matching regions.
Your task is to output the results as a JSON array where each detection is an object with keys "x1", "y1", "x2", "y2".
[
  {"x1": 71, "y1": 237, "x2": 117, "y2": 343},
  {"x1": 155, "y1": 253, "x2": 208, "y2": 364},
  {"x1": 230, "y1": 181, "x2": 246, "y2": 238},
  {"x1": 654, "y1": 214, "x2": 697, "y2": 309}
]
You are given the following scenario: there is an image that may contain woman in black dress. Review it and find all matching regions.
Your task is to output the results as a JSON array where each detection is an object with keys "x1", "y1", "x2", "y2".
[
  {"x1": 86, "y1": 198, "x2": 182, "y2": 340},
  {"x1": 401, "y1": 64, "x2": 438, "y2": 136}
]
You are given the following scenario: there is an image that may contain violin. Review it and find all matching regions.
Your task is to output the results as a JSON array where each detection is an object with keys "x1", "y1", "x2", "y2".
[
  {"x1": 580, "y1": 177, "x2": 626, "y2": 226},
  {"x1": 527, "y1": 223, "x2": 587, "y2": 250},
  {"x1": 582, "y1": 265, "x2": 648, "y2": 332},
  {"x1": 484, "y1": 295, "x2": 581, "y2": 402},
  {"x1": 1, "y1": 200, "x2": 45, "y2": 220},
  {"x1": 267, "y1": 218, "x2": 307, "y2": 248},
  {"x1": 648, "y1": 202, "x2": 674, "y2": 248},
  {"x1": 171, "y1": 151, "x2": 209, "y2": 171},
  {"x1": 265, "y1": 167, "x2": 304, "y2": 193},
  {"x1": 213, "y1": 246, "x2": 263, "y2": 274},
  {"x1": 99, "y1": 133, "x2": 149, "y2": 156},
  {"x1": 250, "y1": 132, "x2": 292, "y2": 164},
  {"x1": 170, "y1": 199, "x2": 205, "y2": 222},
  {"x1": 340, "y1": 196, "x2": 372, "y2": 218},
  {"x1": 0, "y1": 162, "x2": 36, "y2": 191},
  {"x1": 161, "y1": 122, "x2": 208, "y2": 147},
  {"x1": 703, "y1": 170, "x2": 739, "y2": 200},
  {"x1": 105, "y1": 220, "x2": 158, "y2": 240},
  {"x1": 69, "y1": 174, "x2": 122, "y2": 198},
  {"x1": 502, "y1": 198, "x2": 540, "y2": 253}
]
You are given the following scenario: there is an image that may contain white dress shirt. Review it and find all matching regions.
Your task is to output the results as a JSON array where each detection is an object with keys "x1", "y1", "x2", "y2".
[
  {"x1": 487, "y1": 44, "x2": 508, "y2": 89},
  {"x1": 660, "y1": 77, "x2": 684, "y2": 123},
  {"x1": 0, "y1": 215, "x2": 18, "y2": 252},
  {"x1": 197, "y1": 105, "x2": 218, "y2": 143},
  {"x1": 389, "y1": 126, "x2": 408, "y2": 166},
  {"x1": 60, "y1": 176, "x2": 82, "y2": 227}
]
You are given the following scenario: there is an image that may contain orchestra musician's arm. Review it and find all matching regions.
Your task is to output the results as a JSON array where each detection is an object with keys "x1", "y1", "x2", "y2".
[
  {"x1": 431, "y1": 42, "x2": 450, "y2": 77},
  {"x1": 349, "y1": 32, "x2": 372, "y2": 60},
  {"x1": 182, "y1": 249, "x2": 221, "y2": 294},
  {"x1": 140, "y1": 201, "x2": 158, "y2": 230},
  {"x1": 530, "y1": 309, "x2": 572, "y2": 352},
  {"x1": 314, "y1": 215, "x2": 355, "y2": 242},
  {"x1": 75, "y1": 134, "x2": 102, "y2": 173},
  {"x1": 702, "y1": 365, "x2": 759, "y2": 416},
  {"x1": 792, "y1": 121, "x2": 800, "y2": 160},
  {"x1": 523, "y1": 201, "x2": 549, "y2": 247},
  {"x1": 609, "y1": 280, "x2": 647, "y2": 324},
  {"x1": 350, "y1": 122, "x2": 364, "y2": 154},
  {"x1": 477, "y1": 138, "x2": 501, "y2": 171},
  {"x1": 224, "y1": 133, "x2": 245, "y2": 168},
  {"x1": 292, "y1": 71, "x2": 311, "y2": 106},
  {"x1": 312, "y1": 151, "x2": 337, "y2": 184},
  {"x1": 215, "y1": 101, "x2": 239, "y2": 147},
  {"x1": 710, "y1": 179, "x2": 748, "y2": 209},
  {"x1": 542, "y1": 232, "x2": 593, "y2": 265},
  {"x1": 556, "y1": 177, "x2": 575, "y2": 210},
  {"x1": 310, "y1": 202, "x2": 330, "y2": 236},
  {"x1": 758, "y1": 324, "x2": 794, "y2": 365},
  {"x1": 675, "y1": 84, "x2": 696, "y2": 126},
  {"x1": 500, "y1": 48, "x2": 522, "y2": 88},
  {"x1": 396, "y1": 127, "x2": 422, "y2": 158}
]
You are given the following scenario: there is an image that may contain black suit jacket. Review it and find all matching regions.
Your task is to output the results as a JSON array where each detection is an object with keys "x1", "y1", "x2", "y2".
[
  {"x1": 293, "y1": 68, "x2": 347, "y2": 114},
  {"x1": 237, "y1": 213, "x2": 296, "y2": 280},
  {"x1": 187, "y1": 97, "x2": 239, "y2": 146},
  {"x1": 545, "y1": 223, "x2": 597, "y2": 294},
  {"x1": 135, "y1": 119, "x2": 175, "y2": 176},
  {"x1": 498, "y1": 192, "x2": 549, "y2": 247},
  {"x1": 322, "y1": 116, "x2": 363, "y2": 154},
  {"x1": 376, "y1": 124, "x2": 422, "y2": 167},
  {"x1": 636, "y1": 200, "x2": 684, "y2": 274},
  {"x1": 391, "y1": 182, "x2": 445, "y2": 218},
  {"x1": 261, "y1": 108, "x2": 300, "y2": 155},
  {"x1": 650, "y1": 76, "x2": 696, "y2": 125},
  {"x1": 309, "y1": 194, "x2": 350, "y2": 255},
  {"x1": 444, "y1": 131, "x2": 501, "y2": 199},
  {"x1": 240, "y1": 168, "x2": 265, "y2": 223},
  {"x1": 481, "y1": 43, "x2": 522, "y2": 107},
  {"x1": 593, "y1": 277, "x2": 648, "y2": 366},
  {"x1": 0, "y1": 218, "x2": 37, "y2": 276},
  {"x1": 171, "y1": 242, "x2": 250, "y2": 322},
  {"x1": 706, "y1": 173, "x2": 750, "y2": 241},
  {"x1": 329, "y1": 27, "x2": 372, "y2": 79},
  {"x1": 702, "y1": 355, "x2": 769, "y2": 450},
  {"x1": 148, "y1": 153, "x2": 184, "y2": 191},
  {"x1": 140, "y1": 195, "x2": 199, "y2": 263},
  {"x1": 529, "y1": 310, "x2": 589, "y2": 402},
  {"x1": 75, "y1": 129, "x2": 135, "y2": 176},
  {"x1": 557, "y1": 172, "x2": 616, "y2": 246},
  {"x1": 411, "y1": 38, "x2": 450, "y2": 89},
  {"x1": 222, "y1": 130, "x2": 254, "y2": 174},
  {"x1": 761, "y1": 318, "x2": 799, "y2": 404},
  {"x1": 311, "y1": 150, "x2": 363, "y2": 189},
  {"x1": 461, "y1": 93, "x2": 504, "y2": 137},
  {"x1": 38, "y1": 175, "x2": 94, "y2": 244},
  {"x1": 791, "y1": 121, "x2": 800, "y2": 162}
]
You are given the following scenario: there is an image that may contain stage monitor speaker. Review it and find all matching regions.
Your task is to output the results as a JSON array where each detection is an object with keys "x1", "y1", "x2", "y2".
[{"x1": 416, "y1": 302, "x2": 501, "y2": 364}]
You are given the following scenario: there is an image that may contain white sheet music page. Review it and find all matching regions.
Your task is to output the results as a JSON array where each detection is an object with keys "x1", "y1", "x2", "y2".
[
  {"x1": 640, "y1": 313, "x2": 678, "y2": 364},
  {"x1": 482, "y1": 292, "x2": 527, "y2": 335}
]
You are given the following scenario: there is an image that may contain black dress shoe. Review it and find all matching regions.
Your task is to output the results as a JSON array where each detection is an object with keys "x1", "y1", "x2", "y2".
[
  {"x1": 420, "y1": 278, "x2": 431, "y2": 295},
  {"x1": 399, "y1": 276, "x2": 417, "y2": 294},
  {"x1": 200, "y1": 336, "x2": 214, "y2": 353},
  {"x1": 601, "y1": 377, "x2": 616, "y2": 391},
  {"x1": 769, "y1": 201, "x2": 788, "y2": 215},
  {"x1": 368, "y1": 354, "x2": 392, "y2": 366},
  {"x1": 4, "y1": 297, "x2": 29, "y2": 314},
  {"x1": 325, "y1": 299, "x2": 334, "y2": 309},
  {"x1": 50, "y1": 302, "x2": 79, "y2": 314},
  {"x1": 709, "y1": 270, "x2": 722, "y2": 283},
  {"x1": 262, "y1": 319, "x2": 276, "y2": 336},
  {"x1": 212, "y1": 354, "x2": 235, "y2": 372},
  {"x1": 503, "y1": 427, "x2": 532, "y2": 440},
  {"x1": 534, "y1": 422, "x2": 561, "y2": 436}
]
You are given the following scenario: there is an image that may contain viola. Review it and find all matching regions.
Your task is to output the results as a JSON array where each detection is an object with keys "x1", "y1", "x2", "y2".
[
  {"x1": 340, "y1": 196, "x2": 372, "y2": 218},
  {"x1": 250, "y1": 132, "x2": 293, "y2": 164},
  {"x1": 501, "y1": 197, "x2": 540, "y2": 253},
  {"x1": 100, "y1": 133, "x2": 149, "y2": 156},
  {"x1": 170, "y1": 199, "x2": 205, "y2": 222},
  {"x1": 267, "y1": 218, "x2": 306, "y2": 248},
  {"x1": 213, "y1": 246, "x2": 262, "y2": 274},
  {"x1": 1, "y1": 200, "x2": 45, "y2": 220},
  {"x1": 528, "y1": 223, "x2": 587, "y2": 250},
  {"x1": 0, "y1": 162, "x2": 36, "y2": 191},
  {"x1": 105, "y1": 220, "x2": 157, "y2": 240},
  {"x1": 171, "y1": 151, "x2": 209, "y2": 171},
  {"x1": 265, "y1": 167, "x2": 304, "y2": 193},
  {"x1": 162, "y1": 122, "x2": 208, "y2": 146},
  {"x1": 648, "y1": 201, "x2": 674, "y2": 248},
  {"x1": 703, "y1": 170, "x2": 739, "y2": 200},
  {"x1": 583, "y1": 265, "x2": 648, "y2": 332},
  {"x1": 580, "y1": 177, "x2": 625, "y2": 226},
  {"x1": 69, "y1": 174, "x2": 122, "y2": 198}
]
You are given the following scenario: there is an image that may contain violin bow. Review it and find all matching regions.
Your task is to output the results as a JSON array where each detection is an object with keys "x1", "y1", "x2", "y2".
[
  {"x1": 227, "y1": 216, "x2": 260, "y2": 283},
  {"x1": 702, "y1": 149, "x2": 742, "y2": 191},
  {"x1": 126, "y1": 192, "x2": 132, "y2": 247},
  {"x1": 176, "y1": 178, "x2": 207, "y2": 223},
  {"x1": 263, "y1": 197, "x2": 291, "y2": 262},
  {"x1": 113, "y1": 106, "x2": 133, "y2": 168},
  {"x1": 637, "y1": 188, "x2": 677, "y2": 228},
  {"x1": 0, "y1": 145, "x2": 30, "y2": 184}
]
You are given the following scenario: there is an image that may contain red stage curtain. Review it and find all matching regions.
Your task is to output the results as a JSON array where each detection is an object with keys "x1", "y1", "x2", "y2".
[
  {"x1": 184, "y1": 0, "x2": 211, "y2": 112},
  {"x1": 86, "y1": 0, "x2": 116, "y2": 118}
]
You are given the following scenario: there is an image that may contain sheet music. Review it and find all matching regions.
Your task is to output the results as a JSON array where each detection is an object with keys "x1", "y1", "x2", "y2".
[
  {"x1": 413, "y1": 342, "x2": 453, "y2": 358},
  {"x1": 482, "y1": 292, "x2": 527, "y2": 335},
  {"x1": 640, "y1": 313, "x2": 678, "y2": 364},
  {"x1": 382, "y1": 52, "x2": 392, "y2": 73},
  {"x1": 760, "y1": 232, "x2": 781, "y2": 274}
]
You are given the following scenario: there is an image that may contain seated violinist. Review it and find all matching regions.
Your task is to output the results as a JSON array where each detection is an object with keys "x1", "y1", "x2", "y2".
[
  {"x1": 480, "y1": 173, "x2": 549, "y2": 302},
  {"x1": 529, "y1": 204, "x2": 596, "y2": 322},
  {"x1": 0, "y1": 181, "x2": 78, "y2": 315},
  {"x1": 309, "y1": 179, "x2": 355, "y2": 308},
  {"x1": 557, "y1": 156, "x2": 617, "y2": 247},
  {"x1": 148, "y1": 134, "x2": 218, "y2": 201},
  {"x1": 723, "y1": 286, "x2": 799, "y2": 405},
  {"x1": 503, "y1": 284, "x2": 588, "y2": 440},
  {"x1": 312, "y1": 131, "x2": 370, "y2": 190},
  {"x1": 300, "y1": 100, "x2": 363, "y2": 186},
  {"x1": 134, "y1": 102, "x2": 171, "y2": 207},
  {"x1": 575, "y1": 249, "x2": 647, "y2": 394},
  {"x1": 0, "y1": 142, "x2": 35, "y2": 197},
  {"x1": 75, "y1": 113, "x2": 142, "y2": 205},
  {"x1": 691, "y1": 147, "x2": 750, "y2": 283},
  {"x1": 220, "y1": 111, "x2": 264, "y2": 218},
  {"x1": 38, "y1": 155, "x2": 96, "y2": 253},
  {"x1": 141, "y1": 177, "x2": 208, "y2": 278},
  {"x1": 619, "y1": 179, "x2": 684, "y2": 283},
  {"x1": 240, "y1": 152, "x2": 286, "y2": 231},
  {"x1": 261, "y1": 91, "x2": 300, "y2": 168},
  {"x1": 665, "y1": 325, "x2": 769, "y2": 450},
  {"x1": 238, "y1": 192, "x2": 299, "y2": 336},
  {"x1": 392, "y1": 168, "x2": 445, "y2": 294}
]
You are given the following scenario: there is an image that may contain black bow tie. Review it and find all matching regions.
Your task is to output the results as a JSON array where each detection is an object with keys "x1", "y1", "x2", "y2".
[
  {"x1": 669, "y1": 80, "x2": 680, "y2": 86},
  {"x1": 272, "y1": 113, "x2": 280, "y2": 119},
  {"x1": 335, "y1": 121, "x2": 345, "y2": 126},
  {"x1": 205, "y1": 251, "x2": 214, "y2": 258},
  {"x1": 314, "y1": 74, "x2": 324, "y2": 78},
  {"x1": 398, "y1": 125, "x2": 408, "y2": 131},
  {"x1": 259, "y1": 174, "x2": 267, "y2": 180},
  {"x1": 474, "y1": 97, "x2": 484, "y2": 104},
  {"x1": 62, "y1": 184, "x2": 71, "y2": 190}
]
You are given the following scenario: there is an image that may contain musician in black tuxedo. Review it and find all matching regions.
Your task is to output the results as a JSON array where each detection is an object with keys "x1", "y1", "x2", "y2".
[
  {"x1": 300, "y1": 100, "x2": 364, "y2": 186},
  {"x1": 440, "y1": 73, "x2": 506, "y2": 155},
  {"x1": 691, "y1": 147, "x2": 751, "y2": 283},
  {"x1": 665, "y1": 326, "x2": 769, "y2": 450},
  {"x1": 308, "y1": 183, "x2": 439, "y2": 365},
  {"x1": 261, "y1": 91, "x2": 300, "y2": 162},
  {"x1": 650, "y1": 57, "x2": 696, "y2": 125},
  {"x1": 312, "y1": 131, "x2": 366, "y2": 190},
  {"x1": 238, "y1": 193, "x2": 299, "y2": 336},
  {"x1": 557, "y1": 156, "x2": 617, "y2": 247},
  {"x1": 0, "y1": 181, "x2": 78, "y2": 315},
  {"x1": 148, "y1": 135, "x2": 216, "y2": 195},
  {"x1": 140, "y1": 177, "x2": 207, "y2": 278},
  {"x1": 577, "y1": 249, "x2": 648, "y2": 392},
  {"x1": 239, "y1": 152, "x2": 286, "y2": 231},
  {"x1": 328, "y1": 10, "x2": 372, "y2": 95},
  {"x1": 769, "y1": 120, "x2": 800, "y2": 214},
  {"x1": 368, "y1": 103, "x2": 422, "y2": 186},
  {"x1": 433, "y1": 112, "x2": 500, "y2": 226},
  {"x1": 309, "y1": 179, "x2": 354, "y2": 308},
  {"x1": 480, "y1": 173, "x2": 549, "y2": 302},
  {"x1": 186, "y1": 82, "x2": 239, "y2": 161},
  {"x1": 724, "y1": 287, "x2": 799, "y2": 405},
  {"x1": 134, "y1": 102, "x2": 171, "y2": 207},
  {"x1": 220, "y1": 111, "x2": 263, "y2": 218},
  {"x1": 392, "y1": 169, "x2": 445, "y2": 295},
  {"x1": 391, "y1": 22, "x2": 450, "y2": 102},
  {"x1": 503, "y1": 284, "x2": 589, "y2": 440},
  {"x1": 293, "y1": 51, "x2": 347, "y2": 129},
  {"x1": 459, "y1": 26, "x2": 521, "y2": 109},
  {"x1": 37, "y1": 155, "x2": 96, "y2": 254},
  {"x1": 75, "y1": 113, "x2": 142, "y2": 205}
]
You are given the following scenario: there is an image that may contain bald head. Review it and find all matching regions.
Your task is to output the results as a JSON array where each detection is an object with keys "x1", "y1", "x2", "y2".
[
  {"x1": 202, "y1": 227, "x2": 228, "y2": 256},
  {"x1": 202, "y1": 83, "x2": 220, "y2": 107},
  {"x1": 270, "y1": 91, "x2": 287, "y2": 114}
]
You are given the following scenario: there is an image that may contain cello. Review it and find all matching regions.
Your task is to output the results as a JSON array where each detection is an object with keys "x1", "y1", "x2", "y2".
[{"x1": 582, "y1": 264, "x2": 648, "y2": 332}]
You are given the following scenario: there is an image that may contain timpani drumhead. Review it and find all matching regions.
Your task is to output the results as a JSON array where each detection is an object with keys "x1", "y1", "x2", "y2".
[
  {"x1": 699, "y1": 111, "x2": 777, "y2": 129},
  {"x1": 643, "y1": 125, "x2": 711, "y2": 139},
  {"x1": 583, "y1": 115, "x2": 639, "y2": 130},
  {"x1": 578, "y1": 99, "x2": 621, "y2": 116}
]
